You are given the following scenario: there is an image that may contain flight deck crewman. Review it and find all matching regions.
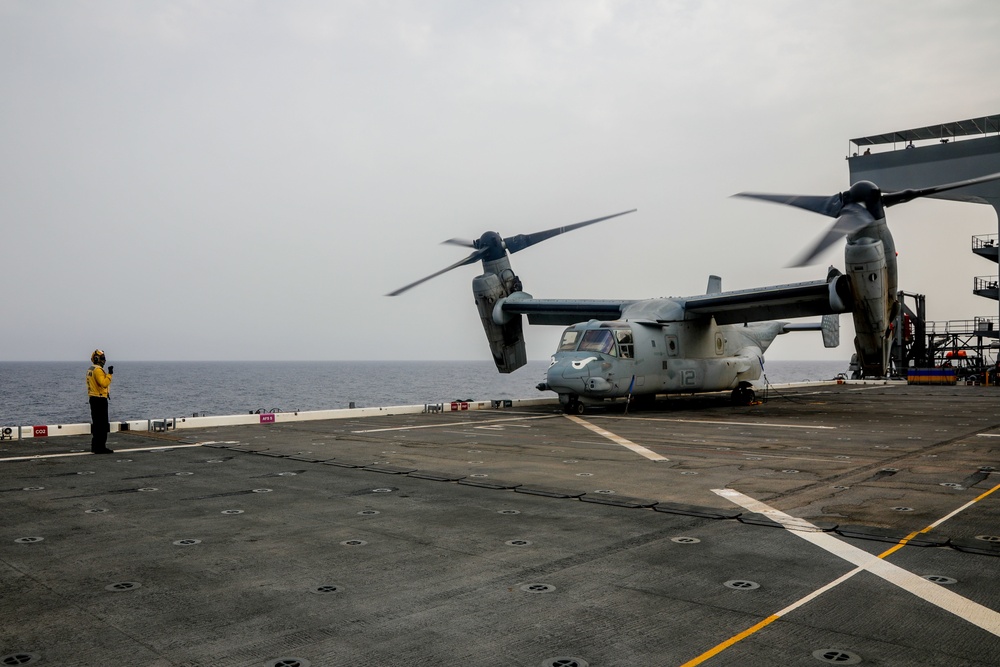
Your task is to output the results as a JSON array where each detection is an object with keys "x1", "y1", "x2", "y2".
[{"x1": 86, "y1": 349, "x2": 114, "y2": 454}]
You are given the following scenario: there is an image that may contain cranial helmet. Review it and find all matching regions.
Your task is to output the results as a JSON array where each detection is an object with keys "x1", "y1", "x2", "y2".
[{"x1": 91, "y1": 349, "x2": 106, "y2": 366}]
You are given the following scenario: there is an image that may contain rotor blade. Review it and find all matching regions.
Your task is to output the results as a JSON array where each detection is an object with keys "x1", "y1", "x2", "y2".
[
  {"x1": 386, "y1": 248, "x2": 488, "y2": 296},
  {"x1": 789, "y1": 205, "x2": 875, "y2": 267},
  {"x1": 503, "y1": 209, "x2": 637, "y2": 254},
  {"x1": 883, "y1": 171, "x2": 1000, "y2": 207},
  {"x1": 442, "y1": 238, "x2": 477, "y2": 248},
  {"x1": 733, "y1": 192, "x2": 845, "y2": 218}
]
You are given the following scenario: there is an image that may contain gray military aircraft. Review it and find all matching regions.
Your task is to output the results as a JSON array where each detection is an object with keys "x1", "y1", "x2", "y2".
[
  {"x1": 389, "y1": 172, "x2": 1000, "y2": 413},
  {"x1": 388, "y1": 209, "x2": 849, "y2": 412}
]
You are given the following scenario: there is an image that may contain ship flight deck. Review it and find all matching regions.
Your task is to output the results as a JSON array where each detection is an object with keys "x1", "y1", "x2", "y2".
[{"x1": 2, "y1": 382, "x2": 999, "y2": 667}]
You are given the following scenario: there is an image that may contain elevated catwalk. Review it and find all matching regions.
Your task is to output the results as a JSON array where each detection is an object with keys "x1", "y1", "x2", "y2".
[
  {"x1": 849, "y1": 115, "x2": 1000, "y2": 203},
  {"x1": 849, "y1": 115, "x2": 1000, "y2": 303}
]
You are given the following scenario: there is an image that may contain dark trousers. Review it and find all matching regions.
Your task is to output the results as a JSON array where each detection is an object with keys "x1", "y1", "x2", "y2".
[{"x1": 89, "y1": 396, "x2": 109, "y2": 452}]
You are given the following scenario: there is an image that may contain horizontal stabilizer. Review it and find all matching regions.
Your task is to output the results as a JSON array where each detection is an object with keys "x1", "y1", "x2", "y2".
[{"x1": 781, "y1": 313, "x2": 840, "y2": 348}]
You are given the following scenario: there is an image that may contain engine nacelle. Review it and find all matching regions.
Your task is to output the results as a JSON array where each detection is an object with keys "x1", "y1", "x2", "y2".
[
  {"x1": 845, "y1": 239, "x2": 889, "y2": 376},
  {"x1": 472, "y1": 257, "x2": 527, "y2": 373}
]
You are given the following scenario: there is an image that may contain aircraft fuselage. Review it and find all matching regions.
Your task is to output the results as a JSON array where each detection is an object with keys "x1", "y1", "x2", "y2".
[{"x1": 544, "y1": 315, "x2": 786, "y2": 409}]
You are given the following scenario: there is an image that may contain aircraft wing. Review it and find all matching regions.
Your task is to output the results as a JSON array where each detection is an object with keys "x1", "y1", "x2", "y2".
[
  {"x1": 682, "y1": 275, "x2": 853, "y2": 325},
  {"x1": 496, "y1": 272, "x2": 851, "y2": 327},
  {"x1": 498, "y1": 297, "x2": 636, "y2": 326}
]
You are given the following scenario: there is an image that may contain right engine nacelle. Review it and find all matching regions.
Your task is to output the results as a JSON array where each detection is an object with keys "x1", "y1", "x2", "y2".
[{"x1": 846, "y1": 238, "x2": 890, "y2": 377}]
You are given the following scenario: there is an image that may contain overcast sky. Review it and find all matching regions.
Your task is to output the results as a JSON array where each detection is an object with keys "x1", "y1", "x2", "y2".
[{"x1": 3, "y1": 0, "x2": 1000, "y2": 363}]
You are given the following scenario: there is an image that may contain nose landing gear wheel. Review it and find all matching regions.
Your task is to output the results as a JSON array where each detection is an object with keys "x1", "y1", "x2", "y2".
[{"x1": 563, "y1": 398, "x2": 586, "y2": 415}]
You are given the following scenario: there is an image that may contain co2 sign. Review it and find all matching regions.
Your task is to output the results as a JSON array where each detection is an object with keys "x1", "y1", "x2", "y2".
[
  {"x1": 259, "y1": 414, "x2": 276, "y2": 424},
  {"x1": 450, "y1": 402, "x2": 470, "y2": 411},
  {"x1": 33, "y1": 425, "x2": 49, "y2": 437}
]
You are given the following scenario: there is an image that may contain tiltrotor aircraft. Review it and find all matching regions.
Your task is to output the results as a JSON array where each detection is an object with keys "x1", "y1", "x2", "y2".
[{"x1": 389, "y1": 172, "x2": 1000, "y2": 413}]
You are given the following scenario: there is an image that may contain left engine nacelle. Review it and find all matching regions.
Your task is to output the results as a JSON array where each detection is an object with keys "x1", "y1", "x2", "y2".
[{"x1": 473, "y1": 258, "x2": 527, "y2": 373}]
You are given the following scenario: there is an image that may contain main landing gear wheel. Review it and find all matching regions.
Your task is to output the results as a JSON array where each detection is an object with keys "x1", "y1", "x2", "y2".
[
  {"x1": 563, "y1": 398, "x2": 587, "y2": 415},
  {"x1": 731, "y1": 385, "x2": 755, "y2": 406}
]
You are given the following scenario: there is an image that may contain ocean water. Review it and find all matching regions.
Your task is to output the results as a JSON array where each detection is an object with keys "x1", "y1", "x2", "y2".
[{"x1": 1, "y1": 359, "x2": 849, "y2": 426}]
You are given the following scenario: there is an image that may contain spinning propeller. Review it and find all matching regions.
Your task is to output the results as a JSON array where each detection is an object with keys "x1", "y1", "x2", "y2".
[
  {"x1": 735, "y1": 172, "x2": 1000, "y2": 266},
  {"x1": 387, "y1": 209, "x2": 637, "y2": 296}
]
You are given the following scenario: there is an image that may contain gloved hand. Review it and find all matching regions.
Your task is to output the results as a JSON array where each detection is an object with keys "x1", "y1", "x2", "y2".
[{"x1": 108, "y1": 365, "x2": 114, "y2": 374}]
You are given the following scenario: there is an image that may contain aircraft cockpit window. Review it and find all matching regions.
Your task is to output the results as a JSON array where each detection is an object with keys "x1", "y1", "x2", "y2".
[
  {"x1": 615, "y1": 329, "x2": 634, "y2": 359},
  {"x1": 558, "y1": 330, "x2": 580, "y2": 351},
  {"x1": 578, "y1": 329, "x2": 617, "y2": 356}
]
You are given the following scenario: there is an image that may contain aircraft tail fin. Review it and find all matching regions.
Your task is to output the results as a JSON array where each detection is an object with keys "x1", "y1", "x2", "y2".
[
  {"x1": 706, "y1": 275, "x2": 722, "y2": 294},
  {"x1": 821, "y1": 313, "x2": 840, "y2": 348}
]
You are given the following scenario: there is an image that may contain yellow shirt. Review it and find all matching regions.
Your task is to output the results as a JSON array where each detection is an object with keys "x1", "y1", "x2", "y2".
[{"x1": 86, "y1": 365, "x2": 112, "y2": 398}]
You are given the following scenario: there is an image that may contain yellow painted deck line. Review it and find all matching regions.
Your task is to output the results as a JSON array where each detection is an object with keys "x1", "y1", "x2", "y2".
[
  {"x1": 0, "y1": 443, "x2": 206, "y2": 462},
  {"x1": 715, "y1": 488, "x2": 1000, "y2": 636},
  {"x1": 352, "y1": 414, "x2": 558, "y2": 433},
  {"x1": 878, "y1": 482, "x2": 1000, "y2": 558},
  {"x1": 680, "y1": 484, "x2": 1000, "y2": 665},
  {"x1": 679, "y1": 566, "x2": 866, "y2": 667},
  {"x1": 925, "y1": 481, "x2": 1000, "y2": 530},
  {"x1": 678, "y1": 614, "x2": 782, "y2": 666},
  {"x1": 564, "y1": 415, "x2": 669, "y2": 461}
]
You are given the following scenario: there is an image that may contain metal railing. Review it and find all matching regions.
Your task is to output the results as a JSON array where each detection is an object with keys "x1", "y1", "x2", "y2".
[
  {"x1": 974, "y1": 276, "x2": 999, "y2": 292},
  {"x1": 925, "y1": 317, "x2": 998, "y2": 335},
  {"x1": 972, "y1": 234, "x2": 998, "y2": 250}
]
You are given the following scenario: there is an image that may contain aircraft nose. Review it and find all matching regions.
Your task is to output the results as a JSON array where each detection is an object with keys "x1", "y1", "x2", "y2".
[
  {"x1": 550, "y1": 356, "x2": 589, "y2": 379},
  {"x1": 546, "y1": 358, "x2": 586, "y2": 394}
]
